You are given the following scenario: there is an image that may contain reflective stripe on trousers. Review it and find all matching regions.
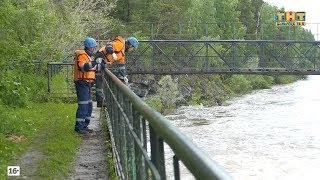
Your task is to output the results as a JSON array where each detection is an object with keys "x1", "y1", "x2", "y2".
[
  {"x1": 78, "y1": 100, "x2": 90, "y2": 104},
  {"x1": 76, "y1": 118, "x2": 85, "y2": 122}
]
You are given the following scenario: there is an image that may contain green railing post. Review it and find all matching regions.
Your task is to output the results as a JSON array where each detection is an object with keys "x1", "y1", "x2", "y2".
[
  {"x1": 150, "y1": 127, "x2": 166, "y2": 179},
  {"x1": 232, "y1": 41, "x2": 237, "y2": 70},
  {"x1": 133, "y1": 110, "x2": 144, "y2": 180},
  {"x1": 117, "y1": 89, "x2": 127, "y2": 178},
  {"x1": 173, "y1": 155, "x2": 180, "y2": 180},
  {"x1": 124, "y1": 98, "x2": 136, "y2": 180},
  {"x1": 142, "y1": 118, "x2": 149, "y2": 179},
  {"x1": 259, "y1": 42, "x2": 266, "y2": 69}
]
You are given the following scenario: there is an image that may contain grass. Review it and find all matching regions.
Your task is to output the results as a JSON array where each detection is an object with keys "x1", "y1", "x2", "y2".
[
  {"x1": 0, "y1": 102, "x2": 81, "y2": 179},
  {"x1": 101, "y1": 109, "x2": 118, "y2": 180},
  {"x1": 48, "y1": 72, "x2": 77, "y2": 103}
]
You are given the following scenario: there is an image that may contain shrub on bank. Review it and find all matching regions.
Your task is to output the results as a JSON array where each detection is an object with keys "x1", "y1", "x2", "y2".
[
  {"x1": 226, "y1": 75, "x2": 252, "y2": 94},
  {"x1": 145, "y1": 74, "x2": 304, "y2": 113},
  {"x1": 0, "y1": 70, "x2": 47, "y2": 108},
  {"x1": 145, "y1": 96, "x2": 164, "y2": 113},
  {"x1": 248, "y1": 75, "x2": 274, "y2": 90},
  {"x1": 274, "y1": 75, "x2": 301, "y2": 84}
]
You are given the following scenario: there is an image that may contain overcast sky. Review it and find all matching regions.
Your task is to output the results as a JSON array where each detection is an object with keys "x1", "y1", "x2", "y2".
[{"x1": 263, "y1": 0, "x2": 320, "y2": 40}]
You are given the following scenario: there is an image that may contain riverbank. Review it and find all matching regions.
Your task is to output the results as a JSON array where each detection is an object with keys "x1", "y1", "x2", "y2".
[{"x1": 143, "y1": 74, "x2": 304, "y2": 114}]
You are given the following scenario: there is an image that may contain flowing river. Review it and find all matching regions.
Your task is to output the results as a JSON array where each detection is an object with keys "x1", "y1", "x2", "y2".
[{"x1": 166, "y1": 75, "x2": 320, "y2": 180}]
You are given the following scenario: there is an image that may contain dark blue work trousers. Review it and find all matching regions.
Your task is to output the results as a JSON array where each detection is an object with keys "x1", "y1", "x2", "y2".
[{"x1": 74, "y1": 80, "x2": 92, "y2": 131}]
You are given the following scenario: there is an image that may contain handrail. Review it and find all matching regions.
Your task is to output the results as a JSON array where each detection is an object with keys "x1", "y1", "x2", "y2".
[{"x1": 103, "y1": 68, "x2": 232, "y2": 179}]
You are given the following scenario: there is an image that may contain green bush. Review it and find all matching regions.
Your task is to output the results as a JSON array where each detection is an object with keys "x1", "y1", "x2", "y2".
[
  {"x1": 0, "y1": 71, "x2": 29, "y2": 107},
  {"x1": 23, "y1": 73, "x2": 47, "y2": 102},
  {"x1": 190, "y1": 88, "x2": 202, "y2": 105},
  {"x1": 274, "y1": 75, "x2": 299, "y2": 84},
  {"x1": 157, "y1": 75, "x2": 179, "y2": 112},
  {"x1": 226, "y1": 75, "x2": 252, "y2": 94},
  {"x1": 145, "y1": 96, "x2": 164, "y2": 113},
  {"x1": 0, "y1": 70, "x2": 47, "y2": 108},
  {"x1": 248, "y1": 75, "x2": 273, "y2": 89}
]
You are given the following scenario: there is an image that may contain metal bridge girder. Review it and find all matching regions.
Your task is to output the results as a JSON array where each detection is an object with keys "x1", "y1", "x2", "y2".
[{"x1": 126, "y1": 40, "x2": 320, "y2": 75}]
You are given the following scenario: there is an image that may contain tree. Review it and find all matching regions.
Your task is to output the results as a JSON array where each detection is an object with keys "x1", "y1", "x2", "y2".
[
  {"x1": 236, "y1": 0, "x2": 263, "y2": 39},
  {"x1": 214, "y1": 0, "x2": 246, "y2": 39}
]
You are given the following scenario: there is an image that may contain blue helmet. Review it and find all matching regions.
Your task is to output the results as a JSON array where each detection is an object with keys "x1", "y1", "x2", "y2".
[
  {"x1": 127, "y1": 37, "x2": 139, "y2": 49},
  {"x1": 84, "y1": 37, "x2": 97, "y2": 48}
]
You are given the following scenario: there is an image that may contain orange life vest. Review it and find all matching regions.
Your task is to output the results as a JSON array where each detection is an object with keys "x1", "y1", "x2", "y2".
[
  {"x1": 97, "y1": 46, "x2": 110, "y2": 63},
  {"x1": 107, "y1": 36, "x2": 126, "y2": 64},
  {"x1": 73, "y1": 50, "x2": 95, "y2": 81}
]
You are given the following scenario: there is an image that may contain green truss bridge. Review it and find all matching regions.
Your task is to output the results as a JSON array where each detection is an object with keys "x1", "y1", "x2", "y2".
[{"x1": 126, "y1": 40, "x2": 320, "y2": 75}]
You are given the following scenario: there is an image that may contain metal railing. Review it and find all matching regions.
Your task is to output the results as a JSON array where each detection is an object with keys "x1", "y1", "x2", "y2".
[
  {"x1": 101, "y1": 68, "x2": 231, "y2": 180},
  {"x1": 126, "y1": 40, "x2": 320, "y2": 75},
  {"x1": 47, "y1": 62, "x2": 74, "y2": 95},
  {"x1": 46, "y1": 39, "x2": 320, "y2": 96}
]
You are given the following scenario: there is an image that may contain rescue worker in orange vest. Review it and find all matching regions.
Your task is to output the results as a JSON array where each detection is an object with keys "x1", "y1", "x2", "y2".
[
  {"x1": 74, "y1": 37, "x2": 104, "y2": 134},
  {"x1": 94, "y1": 36, "x2": 139, "y2": 107}
]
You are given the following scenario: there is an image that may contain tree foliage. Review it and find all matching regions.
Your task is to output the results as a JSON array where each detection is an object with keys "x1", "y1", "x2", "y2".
[
  {"x1": 0, "y1": 0, "x2": 315, "y2": 107},
  {"x1": 0, "y1": 0, "x2": 115, "y2": 107}
]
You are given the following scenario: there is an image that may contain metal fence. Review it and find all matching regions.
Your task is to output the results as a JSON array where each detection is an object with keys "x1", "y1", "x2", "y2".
[
  {"x1": 47, "y1": 62, "x2": 75, "y2": 96},
  {"x1": 101, "y1": 68, "x2": 231, "y2": 180},
  {"x1": 46, "y1": 39, "x2": 320, "y2": 98},
  {"x1": 126, "y1": 40, "x2": 320, "y2": 75}
]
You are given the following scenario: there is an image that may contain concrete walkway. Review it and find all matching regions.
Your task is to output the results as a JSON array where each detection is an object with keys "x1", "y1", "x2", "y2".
[{"x1": 71, "y1": 102, "x2": 108, "y2": 180}]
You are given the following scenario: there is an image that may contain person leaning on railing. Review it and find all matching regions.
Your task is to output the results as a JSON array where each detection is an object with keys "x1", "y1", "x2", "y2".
[
  {"x1": 73, "y1": 37, "x2": 104, "y2": 134},
  {"x1": 94, "y1": 36, "x2": 139, "y2": 107}
]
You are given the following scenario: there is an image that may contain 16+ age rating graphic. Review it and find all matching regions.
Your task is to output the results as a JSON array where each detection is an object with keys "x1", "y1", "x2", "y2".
[{"x1": 7, "y1": 166, "x2": 20, "y2": 176}]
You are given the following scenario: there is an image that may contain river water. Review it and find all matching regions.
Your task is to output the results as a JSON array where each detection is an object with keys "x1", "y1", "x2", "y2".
[{"x1": 166, "y1": 75, "x2": 320, "y2": 180}]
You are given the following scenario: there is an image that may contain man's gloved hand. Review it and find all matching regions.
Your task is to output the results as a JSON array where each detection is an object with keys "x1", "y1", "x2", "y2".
[
  {"x1": 106, "y1": 46, "x2": 113, "y2": 54},
  {"x1": 96, "y1": 58, "x2": 103, "y2": 64},
  {"x1": 124, "y1": 76, "x2": 128, "y2": 84},
  {"x1": 96, "y1": 63, "x2": 106, "y2": 71},
  {"x1": 112, "y1": 53, "x2": 118, "y2": 61},
  {"x1": 96, "y1": 64, "x2": 101, "y2": 71}
]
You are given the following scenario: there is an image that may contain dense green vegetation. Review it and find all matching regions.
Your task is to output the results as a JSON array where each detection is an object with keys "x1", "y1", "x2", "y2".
[
  {"x1": 0, "y1": 0, "x2": 315, "y2": 178},
  {"x1": 0, "y1": 0, "x2": 314, "y2": 108}
]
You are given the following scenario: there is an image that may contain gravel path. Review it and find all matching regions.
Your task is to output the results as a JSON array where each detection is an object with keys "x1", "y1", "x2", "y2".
[{"x1": 71, "y1": 103, "x2": 109, "y2": 180}]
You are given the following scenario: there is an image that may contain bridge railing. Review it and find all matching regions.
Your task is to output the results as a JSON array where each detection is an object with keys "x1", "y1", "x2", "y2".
[
  {"x1": 126, "y1": 40, "x2": 320, "y2": 75},
  {"x1": 102, "y1": 68, "x2": 231, "y2": 180},
  {"x1": 45, "y1": 39, "x2": 320, "y2": 97}
]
